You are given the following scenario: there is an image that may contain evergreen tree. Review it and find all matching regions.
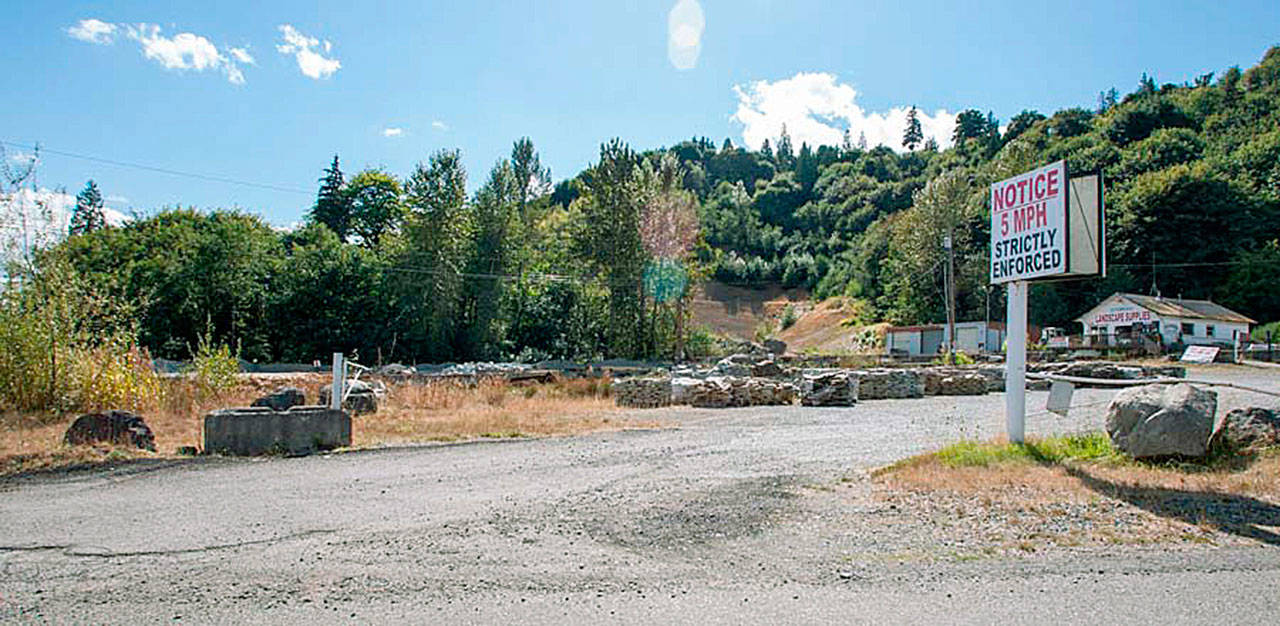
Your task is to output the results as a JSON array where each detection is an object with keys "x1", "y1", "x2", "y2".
[
  {"x1": 68, "y1": 180, "x2": 106, "y2": 235},
  {"x1": 776, "y1": 124, "x2": 794, "y2": 169},
  {"x1": 902, "y1": 106, "x2": 924, "y2": 151},
  {"x1": 760, "y1": 139, "x2": 773, "y2": 161},
  {"x1": 857, "y1": 131, "x2": 868, "y2": 150},
  {"x1": 841, "y1": 129, "x2": 854, "y2": 155},
  {"x1": 311, "y1": 155, "x2": 353, "y2": 241},
  {"x1": 721, "y1": 137, "x2": 734, "y2": 152}
]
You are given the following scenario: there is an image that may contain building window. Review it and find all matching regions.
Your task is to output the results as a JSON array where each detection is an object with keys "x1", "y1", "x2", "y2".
[
  {"x1": 1181, "y1": 322, "x2": 1195, "y2": 335},
  {"x1": 1206, "y1": 325, "x2": 1216, "y2": 338}
]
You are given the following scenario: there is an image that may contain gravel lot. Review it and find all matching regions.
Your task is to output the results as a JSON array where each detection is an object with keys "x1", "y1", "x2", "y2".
[{"x1": 1, "y1": 364, "x2": 1278, "y2": 623}]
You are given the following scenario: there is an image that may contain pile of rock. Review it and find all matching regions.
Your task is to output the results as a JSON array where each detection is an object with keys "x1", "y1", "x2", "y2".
[
  {"x1": 922, "y1": 370, "x2": 989, "y2": 396},
  {"x1": 686, "y1": 377, "x2": 798, "y2": 408},
  {"x1": 856, "y1": 369, "x2": 924, "y2": 399},
  {"x1": 612, "y1": 377, "x2": 673, "y2": 408},
  {"x1": 801, "y1": 371, "x2": 859, "y2": 406}
]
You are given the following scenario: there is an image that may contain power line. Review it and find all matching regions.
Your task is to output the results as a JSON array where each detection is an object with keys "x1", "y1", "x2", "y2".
[{"x1": 0, "y1": 140, "x2": 313, "y2": 196}]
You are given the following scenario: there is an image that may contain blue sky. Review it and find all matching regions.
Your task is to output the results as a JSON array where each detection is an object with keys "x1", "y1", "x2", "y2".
[{"x1": 2, "y1": 0, "x2": 1278, "y2": 227}]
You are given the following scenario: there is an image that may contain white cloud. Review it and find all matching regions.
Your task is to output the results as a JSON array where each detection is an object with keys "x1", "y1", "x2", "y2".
[
  {"x1": 667, "y1": 0, "x2": 705, "y2": 71},
  {"x1": 67, "y1": 19, "x2": 117, "y2": 45},
  {"x1": 731, "y1": 72, "x2": 957, "y2": 153},
  {"x1": 431, "y1": 120, "x2": 448, "y2": 131},
  {"x1": 69, "y1": 20, "x2": 249, "y2": 84},
  {"x1": 228, "y1": 47, "x2": 255, "y2": 65},
  {"x1": 382, "y1": 127, "x2": 403, "y2": 137},
  {"x1": 276, "y1": 25, "x2": 341, "y2": 80}
]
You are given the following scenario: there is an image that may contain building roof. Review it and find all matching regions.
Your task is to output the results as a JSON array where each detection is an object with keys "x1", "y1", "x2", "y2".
[{"x1": 1077, "y1": 293, "x2": 1256, "y2": 325}]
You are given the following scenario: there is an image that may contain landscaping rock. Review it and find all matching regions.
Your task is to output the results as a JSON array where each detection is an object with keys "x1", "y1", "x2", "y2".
[
  {"x1": 1211, "y1": 407, "x2": 1280, "y2": 453},
  {"x1": 750, "y1": 359, "x2": 784, "y2": 378},
  {"x1": 64, "y1": 410, "x2": 156, "y2": 452},
  {"x1": 670, "y1": 377, "x2": 702, "y2": 405},
  {"x1": 763, "y1": 339, "x2": 787, "y2": 355},
  {"x1": 712, "y1": 355, "x2": 753, "y2": 378},
  {"x1": 801, "y1": 371, "x2": 859, "y2": 407},
  {"x1": 856, "y1": 369, "x2": 924, "y2": 399},
  {"x1": 1106, "y1": 383, "x2": 1217, "y2": 458},
  {"x1": 377, "y1": 363, "x2": 416, "y2": 379},
  {"x1": 613, "y1": 377, "x2": 672, "y2": 408},
  {"x1": 933, "y1": 374, "x2": 988, "y2": 396},
  {"x1": 318, "y1": 381, "x2": 381, "y2": 415},
  {"x1": 250, "y1": 387, "x2": 307, "y2": 411}
]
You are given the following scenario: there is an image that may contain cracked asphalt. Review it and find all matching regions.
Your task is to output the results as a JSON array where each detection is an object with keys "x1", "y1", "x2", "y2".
[{"x1": 2, "y1": 365, "x2": 1278, "y2": 624}]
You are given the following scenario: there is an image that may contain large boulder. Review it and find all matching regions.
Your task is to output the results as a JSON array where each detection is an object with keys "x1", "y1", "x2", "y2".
[
  {"x1": 763, "y1": 339, "x2": 787, "y2": 356},
  {"x1": 1106, "y1": 383, "x2": 1217, "y2": 458},
  {"x1": 64, "y1": 410, "x2": 157, "y2": 451},
  {"x1": 250, "y1": 387, "x2": 307, "y2": 412},
  {"x1": 712, "y1": 355, "x2": 753, "y2": 378},
  {"x1": 801, "y1": 371, "x2": 859, "y2": 407},
  {"x1": 1211, "y1": 407, "x2": 1280, "y2": 454},
  {"x1": 750, "y1": 359, "x2": 784, "y2": 378}
]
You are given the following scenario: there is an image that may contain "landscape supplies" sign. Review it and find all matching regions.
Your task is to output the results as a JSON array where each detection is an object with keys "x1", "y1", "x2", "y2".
[{"x1": 990, "y1": 160, "x2": 1068, "y2": 284}]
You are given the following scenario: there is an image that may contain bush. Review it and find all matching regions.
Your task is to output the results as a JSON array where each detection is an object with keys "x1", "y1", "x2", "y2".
[
  {"x1": 780, "y1": 304, "x2": 798, "y2": 330},
  {"x1": 183, "y1": 330, "x2": 240, "y2": 401},
  {"x1": 0, "y1": 255, "x2": 159, "y2": 414}
]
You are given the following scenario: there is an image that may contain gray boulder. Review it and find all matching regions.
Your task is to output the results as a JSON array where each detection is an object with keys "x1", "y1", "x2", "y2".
[
  {"x1": 1106, "y1": 383, "x2": 1217, "y2": 458},
  {"x1": 318, "y1": 382, "x2": 380, "y2": 415},
  {"x1": 250, "y1": 387, "x2": 306, "y2": 411},
  {"x1": 64, "y1": 410, "x2": 156, "y2": 452},
  {"x1": 1211, "y1": 407, "x2": 1280, "y2": 453},
  {"x1": 763, "y1": 339, "x2": 787, "y2": 356}
]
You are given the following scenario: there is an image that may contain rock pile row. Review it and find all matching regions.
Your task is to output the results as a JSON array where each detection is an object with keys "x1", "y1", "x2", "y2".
[
  {"x1": 689, "y1": 377, "x2": 798, "y2": 408},
  {"x1": 612, "y1": 377, "x2": 673, "y2": 408},
  {"x1": 801, "y1": 371, "x2": 859, "y2": 406},
  {"x1": 922, "y1": 370, "x2": 990, "y2": 396},
  {"x1": 856, "y1": 369, "x2": 925, "y2": 399}
]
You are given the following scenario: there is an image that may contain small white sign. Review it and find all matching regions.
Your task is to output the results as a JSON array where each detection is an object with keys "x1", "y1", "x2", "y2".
[
  {"x1": 1180, "y1": 345, "x2": 1220, "y2": 364},
  {"x1": 990, "y1": 161, "x2": 1068, "y2": 284},
  {"x1": 1046, "y1": 381, "x2": 1074, "y2": 417}
]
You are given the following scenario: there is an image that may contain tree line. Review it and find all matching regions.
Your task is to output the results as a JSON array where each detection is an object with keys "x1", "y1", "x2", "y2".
[{"x1": 39, "y1": 45, "x2": 1280, "y2": 363}]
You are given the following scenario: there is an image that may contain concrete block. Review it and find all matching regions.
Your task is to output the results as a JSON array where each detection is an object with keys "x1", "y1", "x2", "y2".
[{"x1": 203, "y1": 406, "x2": 351, "y2": 456}]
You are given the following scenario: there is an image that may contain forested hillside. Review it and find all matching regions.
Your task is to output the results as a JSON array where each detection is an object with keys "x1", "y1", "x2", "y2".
[{"x1": 28, "y1": 46, "x2": 1280, "y2": 364}]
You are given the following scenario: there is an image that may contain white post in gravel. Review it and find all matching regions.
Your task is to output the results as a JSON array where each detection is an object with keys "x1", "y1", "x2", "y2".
[
  {"x1": 331, "y1": 352, "x2": 344, "y2": 412},
  {"x1": 1006, "y1": 281, "x2": 1028, "y2": 443}
]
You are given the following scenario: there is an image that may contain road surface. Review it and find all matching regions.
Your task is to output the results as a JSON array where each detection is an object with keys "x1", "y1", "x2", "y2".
[{"x1": 2, "y1": 366, "x2": 1278, "y2": 623}]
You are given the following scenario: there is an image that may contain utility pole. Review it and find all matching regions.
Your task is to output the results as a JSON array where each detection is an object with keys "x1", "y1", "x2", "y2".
[{"x1": 944, "y1": 233, "x2": 957, "y2": 364}]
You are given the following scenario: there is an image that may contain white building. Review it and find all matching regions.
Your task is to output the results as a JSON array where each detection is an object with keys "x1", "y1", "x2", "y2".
[
  {"x1": 1076, "y1": 293, "x2": 1254, "y2": 347},
  {"x1": 885, "y1": 321, "x2": 1006, "y2": 356}
]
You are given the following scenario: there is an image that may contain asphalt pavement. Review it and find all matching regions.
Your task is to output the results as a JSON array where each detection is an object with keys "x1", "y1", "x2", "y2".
[{"x1": 1, "y1": 365, "x2": 1277, "y2": 624}]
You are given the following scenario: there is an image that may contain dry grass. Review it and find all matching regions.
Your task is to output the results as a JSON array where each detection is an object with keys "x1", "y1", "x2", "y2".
[
  {"x1": 355, "y1": 376, "x2": 646, "y2": 445},
  {"x1": 0, "y1": 374, "x2": 654, "y2": 477},
  {"x1": 874, "y1": 437, "x2": 1280, "y2": 549}
]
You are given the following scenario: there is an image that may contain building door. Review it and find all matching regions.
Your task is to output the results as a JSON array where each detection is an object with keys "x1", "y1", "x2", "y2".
[{"x1": 922, "y1": 329, "x2": 944, "y2": 355}]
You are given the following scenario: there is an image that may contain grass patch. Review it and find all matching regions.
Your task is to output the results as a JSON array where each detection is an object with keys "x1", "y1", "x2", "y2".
[{"x1": 933, "y1": 432, "x2": 1126, "y2": 468}]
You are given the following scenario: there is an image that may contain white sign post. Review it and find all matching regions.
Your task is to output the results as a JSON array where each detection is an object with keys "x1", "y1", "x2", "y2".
[{"x1": 991, "y1": 160, "x2": 1069, "y2": 444}]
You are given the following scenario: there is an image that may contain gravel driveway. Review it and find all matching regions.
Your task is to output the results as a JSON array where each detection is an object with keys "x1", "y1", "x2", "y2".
[{"x1": 1, "y1": 365, "x2": 1278, "y2": 623}]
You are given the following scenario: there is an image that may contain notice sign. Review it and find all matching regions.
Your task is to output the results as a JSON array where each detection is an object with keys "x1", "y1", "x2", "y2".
[
  {"x1": 1180, "y1": 345, "x2": 1219, "y2": 364},
  {"x1": 990, "y1": 160, "x2": 1068, "y2": 284}
]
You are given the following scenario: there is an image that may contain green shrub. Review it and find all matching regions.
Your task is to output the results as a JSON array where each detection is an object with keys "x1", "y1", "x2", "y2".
[
  {"x1": 0, "y1": 255, "x2": 157, "y2": 414},
  {"x1": 184, "y1": 330, "x2": 241, "y2": 400},
  {"x1": 780, "y1": 304, "x2": 798, "y2": 330}
]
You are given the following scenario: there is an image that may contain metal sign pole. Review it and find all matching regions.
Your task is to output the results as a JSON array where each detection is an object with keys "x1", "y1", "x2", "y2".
[
  {"x1": 331, "y1": 352, "x2": 344, "y2": 411},
  {"x1": 1006, "y1": 281, "x2": 1027, "y2": 443}
]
